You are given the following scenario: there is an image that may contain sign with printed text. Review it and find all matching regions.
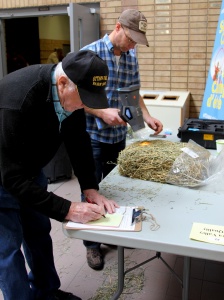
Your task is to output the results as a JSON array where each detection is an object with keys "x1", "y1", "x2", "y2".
[
  {"x1": 200, "y1": 0, "x2": 224, "y2": 120},
  {"x1": 190, "y1": 222, "x2": 224, "y2": 246}
]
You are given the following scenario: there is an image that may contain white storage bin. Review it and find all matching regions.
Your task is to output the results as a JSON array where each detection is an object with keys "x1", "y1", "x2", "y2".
[{"x1": 140, "y1": 90, "x2": 190, "y2": 132}]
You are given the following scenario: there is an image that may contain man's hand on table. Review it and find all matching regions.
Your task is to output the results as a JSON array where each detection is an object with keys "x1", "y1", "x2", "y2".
[{"x1": 65, "y1": 189, "x2": 119, "y2": 224}]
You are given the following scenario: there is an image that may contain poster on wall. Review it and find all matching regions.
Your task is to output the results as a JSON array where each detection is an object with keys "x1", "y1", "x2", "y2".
[{"x1": 200, "y1": 0, "x2": 224, "y2": 120}]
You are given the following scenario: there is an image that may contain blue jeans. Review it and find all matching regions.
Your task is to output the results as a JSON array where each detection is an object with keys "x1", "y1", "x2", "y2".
[
  {"x1": 0, "y1": 172, "x2": 60, "y2": 300},
  {"x1": 83, "y1": 138, "x2": 126, "y2": 249}
]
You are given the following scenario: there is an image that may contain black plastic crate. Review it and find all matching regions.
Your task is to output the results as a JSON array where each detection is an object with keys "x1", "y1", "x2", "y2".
[{"x1": 177, "y1": 118, "x2": 224, "y2": 149}]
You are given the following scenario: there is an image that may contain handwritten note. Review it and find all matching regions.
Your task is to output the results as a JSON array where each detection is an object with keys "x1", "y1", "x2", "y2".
[
  {"x1": 190, "y1": 222, "x2": 224, "y2": 246},
  {"x1": 87, "y1": 213, "x2": 123, "y2": 227}
]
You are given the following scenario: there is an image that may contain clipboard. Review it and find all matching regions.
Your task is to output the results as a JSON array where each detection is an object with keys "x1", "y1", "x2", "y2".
[{"x1": 64, "y1": 206, "x2": 142, "y2": 232}]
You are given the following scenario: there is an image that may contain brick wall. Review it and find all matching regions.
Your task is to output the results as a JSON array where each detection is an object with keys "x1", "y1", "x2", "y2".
[
  {"x1": 0, "y1": 0, "x2": 222, "y2": 118},
  {"x1": 100, "y1": 0, "x2": 222, "y2": 118}
]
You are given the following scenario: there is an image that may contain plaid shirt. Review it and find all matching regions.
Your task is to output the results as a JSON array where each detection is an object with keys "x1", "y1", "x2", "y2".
[{"x1": 81, "y1": 34, "x2": 140, "y2": 144}]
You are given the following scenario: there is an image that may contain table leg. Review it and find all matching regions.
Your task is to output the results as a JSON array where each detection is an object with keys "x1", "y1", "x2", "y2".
[
  {"x1": 182, "y1": 256, "x2": 191, "y2": 300},
  {"x1": 110, "y1": 246, "x2": 124, "y2": 300}
]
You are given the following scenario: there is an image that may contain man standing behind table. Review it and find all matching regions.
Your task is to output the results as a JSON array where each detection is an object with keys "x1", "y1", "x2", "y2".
[
  {"x1": 0, "y1": 50, "x2": 119, "y2": 300},
  {"x1": 81, "y1": 9, "x2": 163, "y2": 270}
]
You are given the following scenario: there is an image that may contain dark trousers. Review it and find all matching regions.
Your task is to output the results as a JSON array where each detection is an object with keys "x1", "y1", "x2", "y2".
[{"x1": 0, "y1": 172, "x2": 60, "y2": 300}]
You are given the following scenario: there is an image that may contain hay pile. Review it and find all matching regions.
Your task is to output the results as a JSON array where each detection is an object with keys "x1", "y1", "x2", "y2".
[
  {"x1": 118, "y1": 139, "x2": 186, "y2": 183},
  {"x1": 118, "y1": 139, "x2": 212, "y2": 187}
]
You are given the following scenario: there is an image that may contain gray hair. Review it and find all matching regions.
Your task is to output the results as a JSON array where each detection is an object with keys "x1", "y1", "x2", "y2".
[{"x1": 55, "y1": 62, "x2": 76, "y2": 92}]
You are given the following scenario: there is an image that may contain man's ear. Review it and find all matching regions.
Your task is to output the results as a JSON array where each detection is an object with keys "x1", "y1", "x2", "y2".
[
  {"x1": 57, "y1": 75, "x2": 67, "y2": 93},
  {"x1": 116, "y1": 22, "x2": 122, "y2": 32}
]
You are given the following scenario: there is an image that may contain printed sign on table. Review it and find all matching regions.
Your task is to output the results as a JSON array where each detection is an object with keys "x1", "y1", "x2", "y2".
[{"x1": 190, "y1": 222, "x2": 224, "y2": 246}]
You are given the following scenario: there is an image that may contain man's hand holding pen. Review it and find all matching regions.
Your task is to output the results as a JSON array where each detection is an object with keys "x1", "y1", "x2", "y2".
[
  {"x1": 65, "y1": 189, "x2": 119, "y2": 224},
  {"x1": 66, "y1": 202, "x2": 105, "y2": 224}
]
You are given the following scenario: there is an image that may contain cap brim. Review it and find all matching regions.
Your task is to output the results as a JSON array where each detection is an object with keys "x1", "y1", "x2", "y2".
[
  {"x1": 129, "y1": 29, "x2": 149, "y2": 47},
  {"x1": 78, "y1": 87, "x2": 109, "y2": 109}
]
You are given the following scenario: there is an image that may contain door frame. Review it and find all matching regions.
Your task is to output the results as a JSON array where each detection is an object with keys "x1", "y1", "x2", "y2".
[{"x1": 0, "y1": 3, "x2": 100, "y2": 79}]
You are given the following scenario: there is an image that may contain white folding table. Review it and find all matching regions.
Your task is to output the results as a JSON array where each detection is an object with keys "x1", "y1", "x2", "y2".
[{"x1": 63, "y1": 135, "x2": 224, "y2": 299}]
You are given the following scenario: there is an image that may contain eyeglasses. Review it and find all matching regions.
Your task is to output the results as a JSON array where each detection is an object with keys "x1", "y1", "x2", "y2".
[{"x1": 121, "y1": 26, "x2": 136, "y2": 45}]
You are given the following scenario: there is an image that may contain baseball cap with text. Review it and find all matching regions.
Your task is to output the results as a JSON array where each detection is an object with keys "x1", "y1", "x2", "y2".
[
  {"x1": 62, "y1": 50, "x2": 109, "y2": 109},
  {"x1": 119, "y1": 9, "x2": 149, "y2": 47}
]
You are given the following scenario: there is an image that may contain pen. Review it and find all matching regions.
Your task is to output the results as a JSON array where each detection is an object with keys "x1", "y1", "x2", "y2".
[
  {"x1": 131, "y1": 209, "x2": 136, "y2": 225},
  {"x1": 86, "y1": 197, "x2": 106, "y2": 218}
]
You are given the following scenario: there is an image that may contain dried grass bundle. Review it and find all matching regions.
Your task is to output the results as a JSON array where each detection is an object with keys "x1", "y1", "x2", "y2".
[{"x1": 117, "y1": 140, "x2": 186, "y2": 183}]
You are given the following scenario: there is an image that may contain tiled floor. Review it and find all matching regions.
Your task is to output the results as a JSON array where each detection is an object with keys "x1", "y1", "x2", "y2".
[{"x1": 1, "y1": 176, "x2": 224, "y2": 300}]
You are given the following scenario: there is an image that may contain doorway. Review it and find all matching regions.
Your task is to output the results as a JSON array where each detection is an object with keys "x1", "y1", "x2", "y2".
[
  {"x1": 5, "y1": 18, "x2": 40, "y2": 73},
  {"x1": 0, "y1": 3, "x2": 100, "y2": 78}
]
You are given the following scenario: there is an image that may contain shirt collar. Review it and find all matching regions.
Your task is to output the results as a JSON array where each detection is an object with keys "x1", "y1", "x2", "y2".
[
  {"x1": 51, "y1": 68, "x2": 72, "y2": 130},
  {"x1": 103, "y1": 33, "x2": 129, "y2": 55}
]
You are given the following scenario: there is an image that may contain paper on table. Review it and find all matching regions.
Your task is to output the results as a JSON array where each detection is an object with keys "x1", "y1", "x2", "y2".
[
  {"x1": 190, "y1": 222, "x2": 224, "y2": 246},
  {"x1": 65, "y1": 206, "x2": 137, "y2": 231},
  {"x1": 87, "y1": 213, "x2": 123, "y2": 227}
]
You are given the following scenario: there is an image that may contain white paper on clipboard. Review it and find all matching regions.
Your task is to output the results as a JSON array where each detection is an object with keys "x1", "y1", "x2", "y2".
[{"x1": 64, "y1": 206, "x2": 142, "y2": 232}]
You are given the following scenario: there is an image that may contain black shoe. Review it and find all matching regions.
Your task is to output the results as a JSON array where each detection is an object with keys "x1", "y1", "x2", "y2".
[
  {"x1": 86, "y1": 248, "x2": 104, "y2": 270},
  {"x1": 54, "y1": 289, "x2": 82, "y2": 300}
]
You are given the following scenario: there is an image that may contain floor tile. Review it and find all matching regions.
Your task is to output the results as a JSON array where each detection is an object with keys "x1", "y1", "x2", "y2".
[
  {"x1": 203, "y1": 260, "x2": 224, "y2": 284},
  {"x1": 200, "y1": 280, "x2": 224, "y2": 300}
]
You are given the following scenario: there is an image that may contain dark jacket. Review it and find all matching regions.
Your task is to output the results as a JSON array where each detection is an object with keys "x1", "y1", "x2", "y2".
[{"x1": 0, "y1": 64, "x2": 98, "y2": 221}]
